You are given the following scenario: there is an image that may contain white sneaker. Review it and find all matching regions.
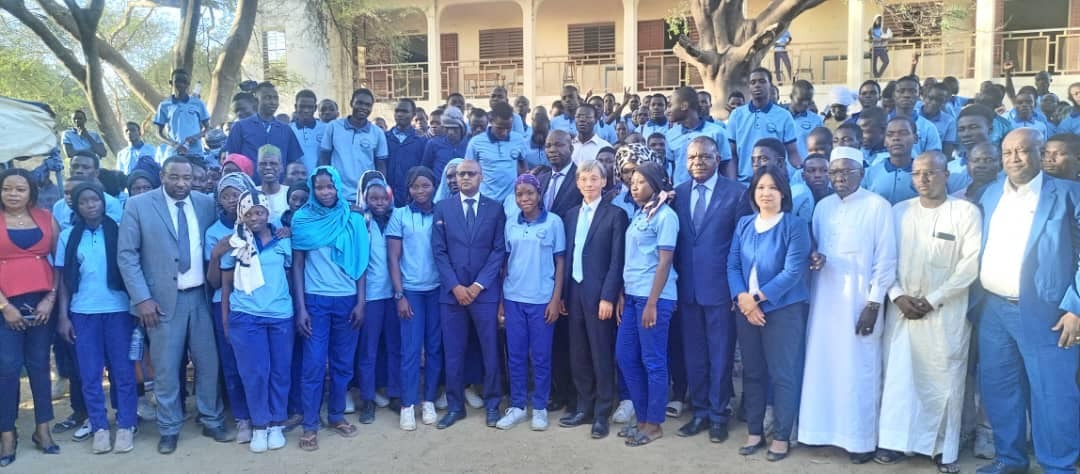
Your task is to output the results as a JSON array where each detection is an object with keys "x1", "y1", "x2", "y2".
[
  {"x1": 137, "y1": 396, "x2": 157, "y2": 421},
  {"x1": 249, "y1": 429, "x2": 268, "y2": 453},
  {"x1": 421, "y1": 402, "x2": 437, "y2": 425},
  {"x1": 495, "y1": 407, "x2": 528, "y2": 430},
  {"x1": 92, "y1": 429, "x2": 112, "y2": 454},
  {"x1": 435, "y1": 392, "x2": 449, "y2": 410},
  {"x1": 612, "y1": 400, "x2": 635, "y2": 424},
  {"x1": 267, "y1": 426, "x2": 286, "y2": 450},
  {"x1": 344, "y1": 392, "x2": 356, "y2": 414},
  {"x1": 400, "y1": 406, "x2": 417, "y2": 431},
  {"x1": 114, "y1": 428, "x2": 134, "y2": 453},
  {"x1": 464, "y1": 386, "x2": 484, "y2": 409},
  {"x1": 531, "y1": 409, "x2": 549, "y2": 431},
  {"x1": 73, "y1": 419, "x2": 93, "y2": 442},
  {"x1": 665, "y1": 400, "x2": 684, "y2": 418},
  {"x1": 374, "y1": 391, "x2": 390, "y2": 408}
]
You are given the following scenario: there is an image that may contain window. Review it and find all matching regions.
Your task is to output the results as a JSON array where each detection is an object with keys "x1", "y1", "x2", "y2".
[
  {"x1": 479, "y1": 28, "x2": 523, "y2": 60},
  {"x1": 568, "y1": 23, "x2": 615, "y2": 56},
  {"x1": 263, "y1": 30, "x2": 287, "y2": 82}
]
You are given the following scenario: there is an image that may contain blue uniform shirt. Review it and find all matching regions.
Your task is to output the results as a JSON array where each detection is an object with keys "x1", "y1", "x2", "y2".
[
  {"x1": 53, "y1": 195, "x2": 124, "y2": 231},
  {"x1": 421, "y1": 135, "x2": 468, "y2": 185},
  {"x1": 291, "y1": 119, "x2": 327, "y2": 173},
  {"x1": 917, "y1": 109, "x2": 957, "y2": 148},
  {"x1": 1005, "y1": 110, "x2": 1052, "y2": 138},
  {"x1": 863, "y1": 158, "x2": 919, "y2": 205},
  {"x1": 55, "y1": 227, "x2": 130, "y2": 315},
  {"x1": 320, "y1": 118, "x2": 389, "y2": 198},
  {"x1": 550, "y1": 112, "x2": 617, "y2": 143},
  {"x1": 304, "y1": 245, "x2": 357, "y2": 297},
  {"x1": 116, "y1": 142, "x2": 158, "y2": 174},
  {"x1": 365, "y1": 219, "x2": 393, "y2": 301},
  {"x1": 727, "y1": 102, "x2": 798, "y2": 182},
  {"x1": 154, "y1": 95, "x2": 210, "y2": 154},
  {"x1": 623, "y1": 204, "x2": 679, "y2": 300},
  {"x1": 464, "y1": 130, "x2": 528, "y2": 202},
  {"x1": 666, "y1": 120, "x2": 732, "y2": 185},
  {"x1": 503, "y1": 211, "x2": 566, "y2": 304},
  {"x1": 61, "y1": 128, "x2": 104, "y2": 156},
  {"x1": 523, "y1": 140, "x2": 547, "y2": 169},
  {"x1": 221, "y1": 236, "x2": 293, "y2": 319},
  {"x1": 204, "y1": 218, "x2": 233, "y2": 303},
  {"x1": 225, "y1": 115, "x2": 304, "y2": 183},
  {"x1": 385, "y1": 127, "x2": 429, "y2": 207},
  {"x1": 1056, "y1": 110, "x2": 1080, "y2": 135},
  {"x1": 384, "y1": 204, "x2": 440, "y2": 292},
  {"x1": 791, "y1": 110, "x2": 825, "y2": 158},
  {"x1": 610, "y1": 187, "x2": 637, "y2": 219},
  {"x1": 637, "y1": 120, "x2": 669, "y2": 140}
]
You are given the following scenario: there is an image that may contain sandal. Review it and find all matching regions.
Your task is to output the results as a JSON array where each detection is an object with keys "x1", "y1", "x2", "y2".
[
  {"x1": 616, "y1": 425, "x2": 638, "y2": 438},
  {"x1": 937, "y1": 461, "x2": 960, "y2": 473},
  {"x1": 331, "y1": 420, "x2": 358, "y2": 438},
  {"x1": 625, "y1": 431, "x2": 658, "y2": 447},
  {"x1": 873, "y1": 449, "x2": 905, "y2": 465},
  {"x1": 299, "y1": 431, "x2": 318, "y2": 451}
]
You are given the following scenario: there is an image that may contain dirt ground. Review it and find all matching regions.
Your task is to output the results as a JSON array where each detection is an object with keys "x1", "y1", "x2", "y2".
[{"x1": 10, "y1": 388, "x2": 994, "y2": 474}]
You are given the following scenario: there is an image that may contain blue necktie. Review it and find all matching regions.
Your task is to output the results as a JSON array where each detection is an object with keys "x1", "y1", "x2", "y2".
[
  {"x1": 465, "y1": 198, "x2": 476, "y2": 231},
  {"x1": 573, "y1": 205, "x2": 592, "y2": 283},
  {"x1": 692, "y1": 184, "x2": 707, "y2": 233},
  {"x1": 175, "y1": 201, "x2": 191, "y2": 273}
]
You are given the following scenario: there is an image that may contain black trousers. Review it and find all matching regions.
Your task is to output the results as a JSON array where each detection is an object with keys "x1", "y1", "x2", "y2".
[{"x1": 567, "y1": 281, "x2": 617, "y2": 417}]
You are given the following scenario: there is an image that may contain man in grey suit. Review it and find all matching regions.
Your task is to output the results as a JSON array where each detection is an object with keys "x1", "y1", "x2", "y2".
[{"x1": 118, "y1": 156, "x2": 232, "y2": 454}]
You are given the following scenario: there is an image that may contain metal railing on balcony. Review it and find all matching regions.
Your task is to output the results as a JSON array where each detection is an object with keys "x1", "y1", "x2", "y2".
[
  {"x1": 535, "y1": 53, "x2": 621, "y2": 97},
  {"x1": 441, "y1": 59, "x2": 525, "y2": 100},
  {"x1": 637, "y1": 49, "x2": 702, "y2": 92},
  {"x1": 1000, "y1": 28, "x2": 1080, "y2": 75},
  {"x1": 363, "y1": 62, "x2": 430, "y2": 101}
]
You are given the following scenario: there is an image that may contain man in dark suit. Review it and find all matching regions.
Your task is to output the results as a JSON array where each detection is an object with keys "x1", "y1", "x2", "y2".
[
  {"x1": 534, "y1": 129, "x2": 583, "y2": 412},
  {"x1": 557, "y1": 159, "x2": 628, "y2": 439},
  {"x1": 672, "y1": 136, "x2": 749, "y2": 443},
  {"x1": 431, "y1": 159, "x2": 508, "y2": 429}
]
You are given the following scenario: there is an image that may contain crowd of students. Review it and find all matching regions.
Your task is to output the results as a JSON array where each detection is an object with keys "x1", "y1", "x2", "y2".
[{"x1": 1, "y1": 63, "x2": 1078, "y2": 473}]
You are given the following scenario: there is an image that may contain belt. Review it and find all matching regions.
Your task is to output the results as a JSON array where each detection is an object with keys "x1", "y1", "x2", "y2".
[
  {"x1": 178, "y1": 285, "x2": 204, "y2": 293},
  {"x1": 992, "y1": 293, "x2": 1019, "y2": 305}
]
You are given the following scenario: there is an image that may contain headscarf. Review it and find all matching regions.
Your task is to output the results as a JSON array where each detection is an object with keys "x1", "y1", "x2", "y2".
[
  {"x1": 223, "y1": 153, "x2": 255, "y2": 177},
  {"x1": 830, "y1": 86, "x2": 855, "y2": 108},
  {"x1": 216, "y1": 172, "x2": 257, "y2": 223},
  {"x1": 614, "y1": 142, "x2": 663, "y2": 174},
  {"x1": 291, "y1": 166, "x2": 369, "y2": 280},
  {"x1": 228, "y1": 190, "x2": 267, "y2": 294},
  {"x1": 358, "y1": 170, "x2": 392, "y2": 232},
  {"x1": 632, "y1": 161, "x2": 674, "y2": 221},
  {"x1": 132, "y1": 156, "x2": 162, "y2": 186},
  {"x1": 126, "y1": 169, "x2": 158, "y2": 192},
  {"x1": 513, "y1": 173, "x2": 543, "y2": 212},
  {"x1": 434, "y1": 158, "x2": 464, "y2": 202},
  {"x1": 64, "y1": 183, "x2": 124, "y2": 296}
]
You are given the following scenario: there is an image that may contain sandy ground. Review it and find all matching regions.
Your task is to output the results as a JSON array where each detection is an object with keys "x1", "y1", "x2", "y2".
[{"x1": 8, "y1": 385, "x2": 996, "y2": 474}]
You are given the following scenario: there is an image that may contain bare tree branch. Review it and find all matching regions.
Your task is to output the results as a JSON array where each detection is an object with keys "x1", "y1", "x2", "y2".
[
  {"x1": 173, "y1": 0, "x2": 201, "y2": 73},
  {"x1": 756, "y1": 0, "x2": 828, "y2": 35},
  {"x1": 107, "y1": 3, "x2": 135, "y2": 43},
  {"x1": 205, "y1": 0, "x2": 258, "y2": 125},
  {"x1": 114, "y1": 7, "x2": 156, "y2": 51},
  {"x1": 692, "y1": 0, "x2": 720, "y2": 50},
  {"x1": 0, "y1": 0, "x2": 87, "y2": 84}
]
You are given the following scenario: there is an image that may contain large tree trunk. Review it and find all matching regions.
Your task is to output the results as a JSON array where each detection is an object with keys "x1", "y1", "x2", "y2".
[
  {"x1": 173, "y1": 0, "x2": 201, "y2": 74},
  {"x1": 205, "y1": 0, "x2": 258, "y2": 125},
  {"x1": 65, "y1": 0, "x2": 126, "y2": 154}
]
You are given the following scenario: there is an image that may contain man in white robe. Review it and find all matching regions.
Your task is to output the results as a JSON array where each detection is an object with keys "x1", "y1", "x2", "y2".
[
  {"x1": 876, "y1": 152, "x2": 983, "y2": 472},
  {"x1": 799, "y1": 146, "x2": 897, "y2": 463}
]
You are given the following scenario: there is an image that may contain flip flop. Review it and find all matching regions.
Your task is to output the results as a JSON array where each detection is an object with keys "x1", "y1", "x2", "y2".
[
  {"x1": 625, "y1": 431, "x2": 658, "y2": 447},
  {"x1": 937, "y1": 461, "x2": 960, "y2": 473},
  {"x1": 331, "y1": 421, "x2": 358, "y2": 438},
  {"x1": 299, "y1": 431, "x2": 318, "y2": 452},
  {"x1": 616, "y1": 425, "x2": 638, "y2": 438}
]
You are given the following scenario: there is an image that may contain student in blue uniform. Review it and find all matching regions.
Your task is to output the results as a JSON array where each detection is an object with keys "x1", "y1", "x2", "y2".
[
  {"x1": 220, "y1": 190, "x2": 294, "y2": 453},
  {"x1": 495, "y1": 174, "x2": 566, "y2": 432},
  {"x1": 666, "y1": 87, "x2": 732, "y2": 185},
  {"x1": 790, "y1": 81, "x2": 825, "y2": 164},
  {"x1": 856, "y1": 107, "x2": 889, "y2": 166},
  {"x1": 617, "y1": 160, "x2": 679, "y2": 447},
  {"x1": 54, "y1": 183, "x2": 137, "y2": 454},
  {"x1": 290, "y1": 166, "x2": 369, "y2": 451},
  {"x1": 727, "y1": 68, "x2": 801, "y2": 182},
  {"x1": 863, "y1": 117, "x2": 919, "y2": 204},
  {"x1": 464, "y1": 102, "x2": 528, "y2": 202},
  {"x1": 387, "y1": 166, "x2": 443, "y2": 430}
]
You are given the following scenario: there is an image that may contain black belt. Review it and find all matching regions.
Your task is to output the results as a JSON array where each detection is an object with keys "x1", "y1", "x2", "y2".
[{"x1": 179, "y1": 285, "x2": 204, "y2": 293}]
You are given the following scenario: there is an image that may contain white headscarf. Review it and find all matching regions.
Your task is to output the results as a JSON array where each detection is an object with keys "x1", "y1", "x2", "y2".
[{"x1": 228, "y1": 190, "x2": 267, "y2": 294}]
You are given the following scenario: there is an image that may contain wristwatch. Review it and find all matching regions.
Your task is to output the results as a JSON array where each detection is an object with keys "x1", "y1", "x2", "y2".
[
  {"x1": 752, "y1": 294, "x2": 762, "y2": 303},
  {"x1": 393, "y1": 291, "x2": 405, "y2": 301}
]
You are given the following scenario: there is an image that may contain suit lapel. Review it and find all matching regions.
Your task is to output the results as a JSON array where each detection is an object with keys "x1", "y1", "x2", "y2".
[
  {"x1": 1023, "y1": 178, "x2": 1056, "y2": 260},
  {"x1": 151, "y1": 191, "x2": 178, "y2": 241},
  {"x1": 469, "y1": 197, "x2": 489, "y2": 242},
  {"x1": 554, "y1": 165, "x2": 577, "y2": 212},
  {"x1": 583, "y1": 203, "x2": 604, "y2": 248},
  {"x1": 980, "y1": 180, "x2": 1004, "y2": 250}
]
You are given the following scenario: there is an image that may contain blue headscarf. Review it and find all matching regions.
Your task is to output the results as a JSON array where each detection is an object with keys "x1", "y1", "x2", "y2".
[
  {"x1": 291, "y1": 166, "x2": 369, "y2": 280},
  {"x1": 434, "y1": 158, "x2": 465, "y2": 203}
]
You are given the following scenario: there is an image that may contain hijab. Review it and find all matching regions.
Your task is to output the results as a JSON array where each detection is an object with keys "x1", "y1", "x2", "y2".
[
  {"x1": 223, "y1": 153, "x2": 255, "y2": 177},
  {"x1": 359, "y1": 170, "x2": 392, "y2": 233},
  {"x1": 63, "y1": 183, "x2": 124, "y2": 296},
  {"x1": 434, "y1": 158, "x2": 464, "y2": 202},
  {"x1": 228, "y1": 190, "x2": 267, "y2": 294},
  {"x1": 632, "y1": 161, "x2": 674, "y2": 221},
  {"x1": 290, "y1": 166, "x2": 369, "y2": 280}
]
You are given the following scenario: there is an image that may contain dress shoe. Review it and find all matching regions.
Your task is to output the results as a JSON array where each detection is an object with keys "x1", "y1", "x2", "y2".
[
  {"x1": 485, "y1": 409, "x2": 500, "y2": 428},
  {"x1": 590, "y1": 420, "x2": 610, "y2": 439},
  {"x1": 157, "y1": 434, "x2": 178, "y2": 454},
  {"x1": 709, "y1": 423, "x2": 729, "y2": 443},
  {"x1": 738, "y1": 438, "x2": 766, "y2": 455},
  {"x1": 558, "y1": 412, "x2": 593, "y2": 427},
  {"x1": 676, "y1": 416, "x2": 709, "y2": 437},
  {"x1": 436, "y1": 411, "x2": 466, "y2": 430},
  {"x1": 849, "y1": 451, "x2": 875, "y2": 464},
  {"x1": 974, "y1": 461, "x2": 1029, "y2": 474},
  {"x1": 202, "y1": 425, "x2": 235, "y2": 443}
]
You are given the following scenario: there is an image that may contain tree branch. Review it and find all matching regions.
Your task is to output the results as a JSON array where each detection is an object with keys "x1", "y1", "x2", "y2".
[
  {"x1": 107, "y1": 3, "x2": 135, "y2": 43},
  {"x1": 173, "y1": 0, "x2": 201, "y2": 73},
  {"x1": 114, "y1": 7, "x2": 156, "y2": 51},
  {"x1": 205, "y1": 0, "x2": 258, "y2": 125},
  {"x1": 0, "y1": 0, "x2": 87, "y2": 84},
  {"x1": 692, "y1": 0, "x2": 720, "y2": 50},
  {"x1": 755, "y1": 0, "x2": 828, "y2": 35},
  {"x1": 675, "y1": 33, "x2": 722, "y2": 67},
  {"x1": 717, "y1": 0, "x2": 746, "y2": 45}
]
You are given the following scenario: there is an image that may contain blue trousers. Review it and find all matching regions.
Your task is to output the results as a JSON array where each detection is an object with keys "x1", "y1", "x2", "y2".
[
  {"x1": 212, "y1": 303, "x2": 249, "y2": 421},
  {"x1": 504, "y1": 300, "x2": 554, "y2": 409},
  {"x1": 53, "y1": 323, "x2": 87, "y2": 419},
  {"x1": 682, "y1": 302, "x2": 737, "y2": 423},
  {"x1": 301, "y1": 293, "x2": 359, "y2": 431},
  {"x1": 616, "y1": 296, "x2": 675, "y2": 425},
  {"x1": 0, "y1": 292, "x2": 54, "y2": 431},
  {"x1": 668, "y1": 308, "x2": 688, "y2": 404},
  {"x1": 357, "y1": 298, "x2": 401, "y2": 402},
  {"x1": 228, "y1": 312, "x2": 294, "y2": 427},
  {"x1": 979, "y1": 295, "x2": 1079, "y2": 473},
  {"x1": 400, "y1": 290, "x2": 442, "y2": 406},
  {"x1": 287, "y1": 330, "x2": 303, "y2": 417},
  {"x1": 735, "y1": 302, "x2": 807, "y2": 440},
  {"x1": 70, "y1": 312, "x2": 138, "y2": 431},
  {"x1": 441, "y1": 302, "x2": 502, "y2": 412}
]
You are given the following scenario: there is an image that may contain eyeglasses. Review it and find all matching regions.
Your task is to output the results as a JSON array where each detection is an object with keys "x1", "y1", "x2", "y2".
[{"x1": 456, "y1": 171, "x2": 478, "y2": 178}]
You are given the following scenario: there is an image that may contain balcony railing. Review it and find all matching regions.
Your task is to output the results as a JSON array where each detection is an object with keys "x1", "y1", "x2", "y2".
[
  {"x1": 441, "y1": 59, "x2": 525, "y2": 100},
  {"x1": 1000, "y1": 27, "x2": 1080, "y2": 75},
  {"x1": 363, "y1": 62, "x2": 430, "y2": 101},
  {"x1": 535, "y1": 53, "x2": 621, "y2": 97}
]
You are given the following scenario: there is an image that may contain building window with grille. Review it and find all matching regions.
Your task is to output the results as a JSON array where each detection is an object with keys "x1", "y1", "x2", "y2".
[
  {"x1": 479, "y1": 28, "x2": 523, "y2": 62},
  {"x1": 263, "y1": 30, "x2": 287, "y2": 82},
  {"x1": 568, "y1": 22, "x2": 616, "y2": 59}
]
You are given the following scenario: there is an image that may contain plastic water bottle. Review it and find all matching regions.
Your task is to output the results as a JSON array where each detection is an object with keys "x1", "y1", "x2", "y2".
[
  {"x1": 129, "y1": 326, "x2": 144, "y2": 361},
  {"x1": 192, "y1": 81, "x2": 202, "y2": 99}
]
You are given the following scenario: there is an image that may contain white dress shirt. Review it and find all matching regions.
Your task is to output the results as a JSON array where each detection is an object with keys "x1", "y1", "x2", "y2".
[
  {"x1": 545, "y1": 164, "x2": 572, "y2": 208},
  {"x1": 690, "y1": 171, "x2": 719, "y2": 210},
  {"x1": 164, "y1": 188, "x2": 205, "y2": 290},
  {"x1": 571, "y1": 134, "x2": 612, "y2": 165},
  {"x1": 980, "y1": 172, "x2": 1042, "y2": 298},
  {"x1": 459, "y1": 190, "x2": 482, "y2": 218}
]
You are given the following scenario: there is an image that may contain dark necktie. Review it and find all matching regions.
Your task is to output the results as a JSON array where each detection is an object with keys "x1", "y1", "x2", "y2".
[
  {"x1": 546, "y1": 172, "x2": 563, "y2": 210},
  {"x1": 465, "y1": 198, "x2": 476, "y2": 231},
  {"x1": 175, "y1": 201, "x2": 191, "y2": 273},
  {"x1": 692, "y1": 184, "x2": 707, "y2": 233}
]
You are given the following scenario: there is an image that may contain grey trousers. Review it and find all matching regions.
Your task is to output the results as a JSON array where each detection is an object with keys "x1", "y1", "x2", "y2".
[{"x1": 147, "y1": 287, "x2": 224, "y2": 435}]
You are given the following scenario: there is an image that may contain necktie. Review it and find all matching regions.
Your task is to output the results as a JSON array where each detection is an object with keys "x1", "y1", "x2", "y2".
[
  {"x1": 572, "y1": 205, "x2": 592, "y2": 283},
  {"x1": 546, "y1": 172, "x2": 563, "y2": 210},
  {"x1": 464, "y1": 198, "x2": 476, "y2": 231},
  {"x1": 692, "y1": 184, "x2": 707, "y2": 232},
  {"x1": 175, "y1": 201, "x2": 191, "y2": 273}
]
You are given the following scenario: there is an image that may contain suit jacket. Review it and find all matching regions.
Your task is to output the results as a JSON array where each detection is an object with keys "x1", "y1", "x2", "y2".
[
  {"x1": 673, "y1": 175, "x2": 752, "y2": 306},
  {"x1": 563, "y1": 199, "x2": 629, "y2": 307},
  {"x1": 536, "y1": 163, "x2": 582, "y2": 219},
  {"x1": 432, "y1": 193, "x2": 507, "y2": 305},
  {"x1": 975, "y1": 174, "x2": 1080, "y2": 343},
  {"x1": 118, "y1": 188, "x2": 216, "y2": 316}
]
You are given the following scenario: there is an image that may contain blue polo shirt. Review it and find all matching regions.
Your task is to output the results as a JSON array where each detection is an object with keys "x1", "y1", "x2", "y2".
[
  {"x1": 1005, "y1": 110, "x2": 1052, "y2": 137},
  {"x1": 550, "y1": 112, "x2": 617, "y2": 143},
  {"x1": 61, "y1": 128, "x2": 104, "y2": 156},
  {"x1": 53, "y1": 194, "x2": 124, "y2": 231},
  {"x1": 637, "y1": 120, "x2": 669, "y2": 140},
  {"x1": 791, "y1": 110, "x2": 825, "y2": 158},
  {"x1": 594, "y1": 120, "x2": 618, "y2": 144},
  {"x1": 221, "y1": 236, "x2": 293, "y2": 319},
  {"x1": 386, "y1": 127, "x2": 429, "y2": 207},
  {"x1": 204, "y1": 218, "x2": 234, "y2": 304},
  {"x1": 623, "y1": 204, "x2": 679, "y2": 300},
  {"x1": 464, "y1": 130, "x2": 528, "y2": 201},
  {"x1": 1056, "y1": 110, "x2": 1080, "y2": 135},
  {"x1": 887, "y1": 112, "x2": 942, "y2": 156},
  {"x1": 511, "y1": 113, "x2": 526, "y2": 135},
  {"x1": 727, "y1": 101, "x2": 798, "y2": 182},
  {"x1": 421, "y1": 135, "x2": 468, "y2": 185},
  {"x1": 291, "y1": 119, "x2": 327, "y2": 173},
  {"x1": 666, "y1": 120, "x2": 732, "y2": 185},
  {"x1": 385, "y1": 203, "x2": 439, "y2": 292},
  {"x1": 365, "y1": 219, "x2": 393, "y2": 301},
  {"x1": 503, "y1": 211, "x2": 566, "y2": 304},
  {"x1": 116, "y1": 142, "x2": 158, "y2": 174},
  {"x1": 55, "y1": 227, "x2": 129, "y2": 315},
  {"x1": 791, "y1": 182, "x2": 815, "y2": 221},
  {"x1": 610, "y1": 187, "x2": 637, "y2": 219},
  {"x1": 917, "y1": 109, "x2": 957, "y2": 148},
  {"x1": 225, "y1": 114, "x2": 303, "y2": 183},
  {"x1": 863, "y1": 158, "x2": 918, "y2": 205},
  {"x1": 304, "y1": 245, "x2": 356, "y2": 297},
  {"x1": 523, "y1": 140, "x2": 547, "y2": 168},
  {"x1": 154, "y1": 95, "x2": 210, "y2": 154},
  {"x1": 320, "y1": 118, "x2": 389, "y2": 198}
]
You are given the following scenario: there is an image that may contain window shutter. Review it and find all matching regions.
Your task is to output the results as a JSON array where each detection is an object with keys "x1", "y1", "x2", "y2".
[
  {"x1": 441, "y1": 33, "x2": 459, "y2": 62},
  {"x1": 479, "y1": 28, "x2": 523, "y2": 59},
  {"x1": 568, "y1": 22, "x2": 615, "y2": 56},
  {"x1": 638, "y1": 20, "x2": 665, "y2": 50}
]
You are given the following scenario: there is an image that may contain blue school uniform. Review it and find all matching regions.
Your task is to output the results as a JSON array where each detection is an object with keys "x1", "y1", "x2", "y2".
[
  {"x1": 727, "y1": 102, "x2": 798, "y2": 182},
  {"x1": 623, "y1": 204, "x2": 679, "y2": 300},
  {"x1": 863, "y1": 158, "x2": 918, "y2": 205},
  {"x1": 56, "y1": 227, "x2": 129, "y2": 315},
  {"x1": 550, "y1": 112, "x2": 617, "y2": 142},
  {"x1": 115, "y1": 142, "x2": 157, "y2": 174},
  {"x1": 637, "y1": 120, "x2": 669, "y2": 140},
  {"x1": 1005, "y1": 110, "x2": 1052, "y2": 138},
  {"x1": 226, "y1": 115, "x2": 304, "y2": 181},
  {"x1": 319, "y1": 118, "x2": 389, "y2": 198},
  {"x1": 291, "y1": 120, "x2": 327, "y2": 173},
  {"x1": 421, "y1": 135, "x2": 469, "y2": 186},
  {"x1": 385, "y1": 204, "x2": 440, "y2": 292},
  {"x1": 305, "y1": 246, "x2": 358, "y2": 296},
  {"x1": 202, "y1": 216, "x2": 249, "y2": 422},
  {"x1": 154, "y1": 95, "x2": 210, "y2": 154},
  {"x1": 386, "y1": 127, "x2": 429, "y2": 207},
  {"x1": 61, "y1": 128, "x2": 104, "y2": 156},
  {"x1": 609, "y1": 187, "x2": 637, "y2": 219},
  {"x1": 53, "y1": 194, "x2": 124, "y2": 231},
  {"x1": 666, "y1": 120, "x2": 732, "y2": 185},
  {"x1": 888, "y1": 112, "x2": 942, "y2": 155},
  {"x1": 221, "y1": 236, "x2": 293, "y2": 319},
  {"x1": 355, "y1": 218, "x2": 401, "y2": 402},
  {"x1": 464, "y1": 130, "x2": 528, "y2": 202},
  {"x1": 791, "y1": 110, "x2": 825, "y2": 159},
  {"x1": 1057, "y1": 110, "x2": 1080, "y2": 135},
  {"x1": 918, "y1": 109, "x2": 957, "y2": 148}
]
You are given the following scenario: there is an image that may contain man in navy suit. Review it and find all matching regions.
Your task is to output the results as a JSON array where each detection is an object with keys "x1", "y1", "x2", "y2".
[
  {"x1": 672, "y1": 136, "x2": 750, "y2": 443},
  {"x1": 431, "y1": 159, "x2": 508, "y2": 429},
  {"x1": 974, "y1": 128, "x2": 1080, "y2": 474}
]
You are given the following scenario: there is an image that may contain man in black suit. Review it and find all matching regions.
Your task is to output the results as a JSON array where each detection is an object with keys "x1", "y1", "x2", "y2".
[{"x1": 557, "y1": 158, "x2": 629, "y2": 439}]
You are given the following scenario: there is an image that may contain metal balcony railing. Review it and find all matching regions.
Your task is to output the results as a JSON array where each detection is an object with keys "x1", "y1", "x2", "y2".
[{"x1": 1000, "y1": 28, "x2": 1080, "y2": 75}]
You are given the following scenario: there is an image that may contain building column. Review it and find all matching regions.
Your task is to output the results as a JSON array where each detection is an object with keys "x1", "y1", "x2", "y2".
[
  {"x1": 521, "y1": 0, "x2": 537, "y2": 98},
  {"x1": 426, "y1": 4, "x2": 442, "y2": 103},
  {"x1": 622, "y1": 0, "x2": 638, "y2": 92},
  {"x1": 846, "y1": 0, "x2": 865, "y2": 86},
  {"x1": 973, "y1": 0, "x2": 996, "y2": 81}
]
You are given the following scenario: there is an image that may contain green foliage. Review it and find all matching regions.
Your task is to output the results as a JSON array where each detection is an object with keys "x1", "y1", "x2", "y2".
[
  {"x1": 664, "y1": 0, "x2": 692, "y2": 38},
  {"x1": 0, "y1": 46, "x2": 89, "y2": 131}
]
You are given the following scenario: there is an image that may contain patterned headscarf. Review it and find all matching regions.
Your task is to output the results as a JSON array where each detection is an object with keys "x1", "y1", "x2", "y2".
[
  {"x1": 358, "y1": 170, "x2": 393, "y2": 232},
  {"x1": 513, "y1": 173, "x2": 543, "y2": 211},
  {"x1": 228, "y1": 190, "x2": 267, "y2": 294},
  {"x1": 615, "y1": 142, "x2": 662, "y2": 175}
]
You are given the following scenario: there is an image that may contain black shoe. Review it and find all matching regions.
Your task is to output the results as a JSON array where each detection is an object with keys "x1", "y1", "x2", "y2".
[
  {"x1": 738, "y1": 438, "x2": 766, "y2": 455},
  {"x1": 436, "y1": 411, "x2": 466, "y2": 430},
  {"x1": 676, "y1": 416, "x2": 709, "y2": 437},
  {"x1": 357, "y1": 400, "x2": 376, "y2": 424},
  {"x1": 51, "y1": 415, "x2": 84, "y2": 434},
  {"x1": 709, "y1": 422, "x2": 729, "y2": 443},
  {"x1": 387, "y1": 397, "x2": 402, "y2": 412},
  {"x1": 485, "y1": 409, "x2": 500, "y2": 428},
  {"x1": 849, "y1": 451, "x2": 875, "y2": 464},
  {"x1": 975, "y1": 461, "x2": 1029, "y2": 474},
  {"x1": 157, "y1": 434, "x2": 178, "y2": 454},
  {"x1": 873, "y1": 448, "x2": 906, "y2": 465},
  {"x1": 201, "y1": 425, "x2": 235, "y2": 443},
  {"x1": 30, "y1": 433, "x2": 59, "y2": 454},
  {"x1": 546, "y1": 399, "x2": 566, "y2": 412},
  {"x1": 590, "y1": 420, "x2": 610, "y2": 439},
  {"x1": 558, "y1": 412, "x2": 593, "y2": 427}
]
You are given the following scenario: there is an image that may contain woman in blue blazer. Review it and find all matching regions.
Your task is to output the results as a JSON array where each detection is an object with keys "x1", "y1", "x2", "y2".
[{"x1": 726, "y1": 165, "x2": 811, "y2": 462}]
